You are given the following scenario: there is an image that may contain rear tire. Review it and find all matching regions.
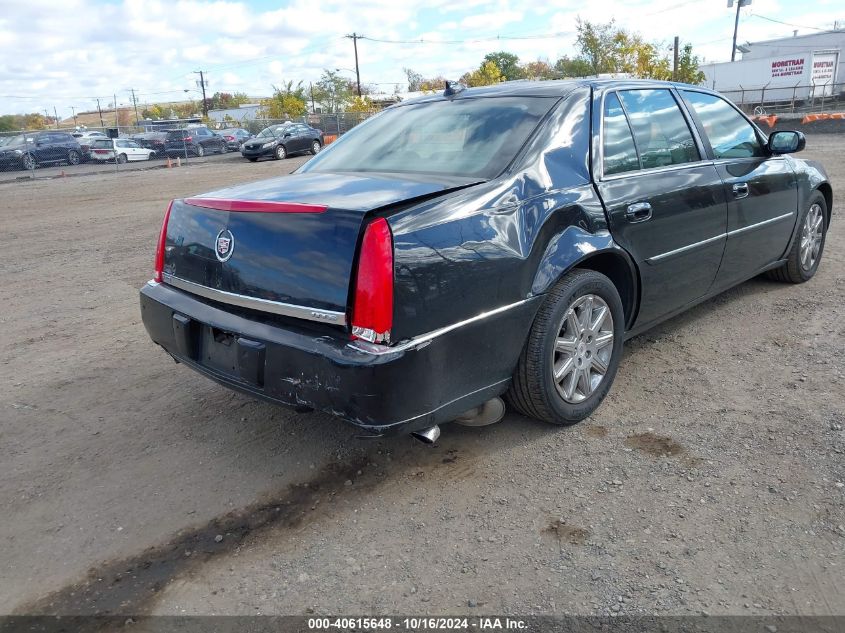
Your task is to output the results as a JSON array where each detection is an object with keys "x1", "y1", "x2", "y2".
[
  {"x1": 247, "y1": 157, "x2": 258, "y2": 162},
  {"x1": 67, "y1": 150, "x2": 81, "y2": 165},
  {"x1": 311, "y1": 140, "x2": 322, "y2": 155},
  {"x1": 506, "y1": 269, "x2": 625, "y2": 425},
  {"x1": 117, "y1": 153, "x2": 127, "y2": 164},
  {"x1": 195, "y1": 145, "x2": 205, "y2": 157},
  {"x1": 766, "y1": 191, "x2": 828, "y2": 283}
]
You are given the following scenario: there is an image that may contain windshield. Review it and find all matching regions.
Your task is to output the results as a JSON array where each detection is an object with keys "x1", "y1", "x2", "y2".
[
  {"x1": 302, "y1": 96, "x2": 555, "y2": 178},
  {"x1": 257, "y1": 125, "x2": 289, "y2": 139}
]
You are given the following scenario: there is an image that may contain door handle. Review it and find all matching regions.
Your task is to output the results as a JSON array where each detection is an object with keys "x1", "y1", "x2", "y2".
[
  {"x1": 732, "y1": 182, "x2": 749, "y2": 199},
  {"x1": 625, "y1": 201, "x2": 652, "y2": 223}
]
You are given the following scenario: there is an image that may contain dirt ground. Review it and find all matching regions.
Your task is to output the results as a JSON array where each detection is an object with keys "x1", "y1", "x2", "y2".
[{"x1": 1, "y1": 138, "x2": 843, "y2": 618}]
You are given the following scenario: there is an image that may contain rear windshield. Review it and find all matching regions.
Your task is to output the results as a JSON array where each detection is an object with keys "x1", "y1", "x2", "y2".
[
  {"x1": 302, "y1": 96, "x2": 555, "y2": 178},
  {"x1": 91, "y1": 139, "x2": 113, "y2": 148}
]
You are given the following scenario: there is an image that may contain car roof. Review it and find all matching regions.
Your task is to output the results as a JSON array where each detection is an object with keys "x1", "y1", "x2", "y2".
[{"x1": 396, "y1": 78, "x2": 716, "y2": 106}]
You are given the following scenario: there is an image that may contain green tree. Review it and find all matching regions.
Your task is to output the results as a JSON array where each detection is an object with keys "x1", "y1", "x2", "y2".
[
  {"x1": 676, "y1": 44, "x2": 705, "y2": 84},
  {"x1": 347, "y1": 95, "x2": 378, "y2": 113},
  {"x1": 483, "y1": 51, "x2": 522, "y2": 80},
  {"x1": 521, "y1": 59, "x2": 556, "y2": 80},
  {"x1": 313, "y1": 70, "x2": 352, "y2": 113},
  {"x1": 260, "y1": 81, "x2": 307, "y2": 119},
  {"x1": 554, "y1": 55, "x2": 594, "y2": 78},
  {"x1": 461, "y1": 60, "x2": 504, "y2": 87}
]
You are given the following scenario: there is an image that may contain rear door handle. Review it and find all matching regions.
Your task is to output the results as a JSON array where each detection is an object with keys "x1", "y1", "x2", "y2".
[
  {"x1": 625, "y1": 202, "x2": 652, "y2": 223},
  {"x1": 732, "y1": 182, "x2": 749, "y2": 199}
]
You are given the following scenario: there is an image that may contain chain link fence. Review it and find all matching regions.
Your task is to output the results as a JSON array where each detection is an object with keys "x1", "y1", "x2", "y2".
[{"x1": 0, "y1": 112, "x2": 375, "y2": 177}]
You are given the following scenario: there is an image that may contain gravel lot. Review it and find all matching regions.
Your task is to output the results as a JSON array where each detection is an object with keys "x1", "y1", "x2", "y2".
[{"x1": 2, "y1": 138, "x2": 843, "y2": 618}]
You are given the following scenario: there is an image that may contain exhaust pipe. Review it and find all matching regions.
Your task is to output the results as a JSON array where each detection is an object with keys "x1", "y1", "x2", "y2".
[{"x1": 411, "y1": 425, "x2": 441, "y2": 445}]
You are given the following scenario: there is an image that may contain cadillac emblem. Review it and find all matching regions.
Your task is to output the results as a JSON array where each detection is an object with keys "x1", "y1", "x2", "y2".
[{"x1": 215, "y1": 228, "x2": 234, "y2": 262}]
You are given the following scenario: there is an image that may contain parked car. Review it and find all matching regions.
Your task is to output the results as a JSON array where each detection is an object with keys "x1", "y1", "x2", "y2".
[
  {"x1": 132, "y1": 132, "x2": 169, "y2": 157},
  {"x1": 164, "y1": 127, "x2": 227, "y2": 157},
  {"x1": 88, "y1": 138, "x2": 155, "y2": 163},
  {"x1": 240, "y1": 122, "x2": 323, "y2": 161},
  {"x1": 71, "y1": 130, "x2": 109, "y2": 161},
  {"x1": 0, "y1": 131, "x2": 82, "y2": 170},
  {"x1": 217, "y1": 128, "x2": 251, "y2": 150},
  {"x1": 140, "y1": 79, "x2": 832, "y2": 442}
]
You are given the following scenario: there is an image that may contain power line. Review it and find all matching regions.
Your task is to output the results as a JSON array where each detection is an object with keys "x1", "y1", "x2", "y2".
[
  {"x1": 750, "y1": 14, "x2": 831, "y2": 32},
  {"x1": 360, "y1": 31, "x2": 572, "y2": 45}
]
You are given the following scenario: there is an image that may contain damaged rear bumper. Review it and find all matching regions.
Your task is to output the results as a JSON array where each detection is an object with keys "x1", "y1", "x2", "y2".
[{"x1": 140, "y1": 282, "x2": 537, "y2": 436}]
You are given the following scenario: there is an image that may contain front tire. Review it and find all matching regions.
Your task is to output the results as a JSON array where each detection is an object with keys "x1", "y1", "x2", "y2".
[
  {"x1": 67, "y1": 150, "x2": 81, "y2": 165},
  {"x1": 247, "y1": 157, "x2": 258, "y2": 162},
  {"x1": 507, "y1": 269, "x2": 625, "y2": 425},
  {"x1": 195, "y1": 144, "x2": 204, "y2": 157},
  {"x1": 275, "y1": 144, "x2": 287, "y2": 160},
  {"x1": 21, "y1": 153, "x2": 36, "y2": 170},
  {"x1": 311, "y1": 140, "x2": 322, "y2": 155},
  {"x1": 767, "y1": 192, "x2": 828, "y2": 283}
]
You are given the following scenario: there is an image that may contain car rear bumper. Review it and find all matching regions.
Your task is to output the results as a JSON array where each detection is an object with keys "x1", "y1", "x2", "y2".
[{"x1": 140, "y1": 281, "x2": 537, "y2": 436}]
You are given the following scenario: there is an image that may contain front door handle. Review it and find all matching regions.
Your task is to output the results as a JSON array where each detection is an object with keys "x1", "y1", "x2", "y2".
[
  {"x1": 625, "y1": 201, "x2": 652, "y2": 223},
  {"x1": 732, "y1": 182, "x2": 749, "y2": 199}
]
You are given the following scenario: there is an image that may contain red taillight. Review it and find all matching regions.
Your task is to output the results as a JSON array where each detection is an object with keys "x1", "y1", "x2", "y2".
[
  {"x1": 351, "y1": 218, "x2": 393, "y2": 344},
  {"x1": 153, "y1": 200, "x2": 173, "y2": 283},
  {"x1": 182, "y1": 136, "x2": 192, "y2": 142},
  {"x1": 224, "y1": 135, "x2": 234, "y2": 140}
]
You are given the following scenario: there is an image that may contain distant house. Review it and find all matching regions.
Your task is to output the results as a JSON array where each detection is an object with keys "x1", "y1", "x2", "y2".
[{"x1": 207, "y1": 104, "x2": 262, "y2": 124}]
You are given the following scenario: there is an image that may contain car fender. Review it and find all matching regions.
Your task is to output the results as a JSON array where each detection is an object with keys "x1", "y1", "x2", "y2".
[
  {"x1": 784, "y1": 156, "x2": 834, "y2": 255},
  {"x1": 530, "y1": 225, "x2": 640, "y2": 328}
]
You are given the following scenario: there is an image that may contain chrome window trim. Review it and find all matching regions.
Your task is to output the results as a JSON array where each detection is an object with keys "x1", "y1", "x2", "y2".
[
  {"x1": 162, "y1": 274, "x2": 347, "y2": 326},
  {"x1": 726, "y1": 211, "x2": 794, "y2": 237},
  {"x1": 349, "y1": 298, "x2": 533, "y2": 356}
]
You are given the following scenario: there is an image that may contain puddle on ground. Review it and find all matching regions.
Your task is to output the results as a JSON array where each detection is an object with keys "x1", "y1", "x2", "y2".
[{"x1": 624, "y1": 432, "x2": 685, "y2": 457}]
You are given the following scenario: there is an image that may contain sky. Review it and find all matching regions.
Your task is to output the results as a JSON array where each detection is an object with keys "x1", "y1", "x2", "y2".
[{"x1": 0, "y1": 0, "x2": 842, "y2": 118}]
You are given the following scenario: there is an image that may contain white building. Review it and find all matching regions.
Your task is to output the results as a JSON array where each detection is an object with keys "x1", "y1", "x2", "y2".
[{"x1": 700, "y1": 29, "x2": 844, "y2": 106}]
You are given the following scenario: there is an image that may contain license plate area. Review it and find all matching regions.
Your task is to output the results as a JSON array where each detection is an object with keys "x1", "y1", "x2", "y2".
[{"x1": 198, "y1": 325, "x2": 265, "y2": 387}]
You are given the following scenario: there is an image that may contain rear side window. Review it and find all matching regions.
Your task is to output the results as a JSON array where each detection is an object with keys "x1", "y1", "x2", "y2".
[
  {"x1": 602, "y1": 93, "x2": 640, "y2": 175},
  {"x1": 682, "y1": 90, "x2": 764, "y2": 159},
  {"x1": 617, "y1": 89, "x2": 699, "y2": 169}
]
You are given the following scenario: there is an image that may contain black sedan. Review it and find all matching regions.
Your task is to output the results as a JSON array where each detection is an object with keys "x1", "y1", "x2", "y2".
[
  {"x1": 240, "y1": 122, "x2": 323, "y2": 161},
  {"x1": 141, "y1": 79, "x2": 832, "y2": 442},
  {"x1": 132, "y1": 132, "x2": 169, "y2": 157}
]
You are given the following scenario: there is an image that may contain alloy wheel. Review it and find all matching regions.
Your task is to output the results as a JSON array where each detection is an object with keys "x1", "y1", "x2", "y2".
[
  {"x1": 799, "y1": 203, "x2": 823, "y2": 271},
  {"x1": 552, "y1": 294, "x2": 615, "y2": 404},
  {"x1": 22, "y1": 154, "x2": 35, "y2": 170},
  {"x1": 312, "y1": 141, "x2": 321, "y2": 154}
]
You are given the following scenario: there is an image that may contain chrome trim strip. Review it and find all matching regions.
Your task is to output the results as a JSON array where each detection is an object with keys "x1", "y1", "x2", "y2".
[
  {"x1": 348, "y1": 298, "x2": 534, "y2": 356},
  {"x1": 162, "y1": 274, "x2": 347, "y2": 326},
  {"x1": 727, "y1": 212, "x2": 794, "y2": 237},
  {"x1": 647, "y1": 233, "x2": 725, "y2": 263}
]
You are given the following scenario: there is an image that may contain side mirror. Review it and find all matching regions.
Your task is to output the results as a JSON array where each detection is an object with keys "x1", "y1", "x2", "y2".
[
  {"x1": 283, "y1": 132, "x2": 292, "y2": 138},
  {"x1": 768, "y1": 130, "x2": 805, "y2": 154}
]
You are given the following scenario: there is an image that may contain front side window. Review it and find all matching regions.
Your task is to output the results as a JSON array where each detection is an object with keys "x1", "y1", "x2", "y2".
[
  {"x1": 617, "y1": 89, "x2": 699, "y2": 169},
  {"x1": 682, "y1": 90, "x2": 764, "y2": 159},
  {"x1": 603, "y1": 93, "x2": 640, "y2": 175},
  {"x1": 303, "y1": 96, "x2": 555, "y2": 179}
]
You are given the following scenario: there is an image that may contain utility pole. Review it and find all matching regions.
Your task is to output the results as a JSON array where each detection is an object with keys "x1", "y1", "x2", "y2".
[
  {"x1": 729, "y1": 0, "x2": 748, "y2": 62},
  {"x1": 673, "y1": 36, "x2": 680, "y2": 81},
  {"x1": 114, "y1": 93, "x2": 118, "y2": 127},
  {"x1": 194, "y1": 71, "x2": 209, "y2": 117},
  {"x1": 310, "y1": 82, "x2": 316, "y2": 113},
  {"x1": 345, "y1": 33, "x2": 363, "y2": 96},
  {"x1": 96, "y1": 98, "x2": 105, "y2": 128},
  {"x1": 53, "y1": 106, "x2": 60, "y2": 129},
  {"x1": 130, "y1": 88, "x2": 140, "y2": 125},
  {"x1": 71, "y1": 106, "x2": 77, "y2": 127}
]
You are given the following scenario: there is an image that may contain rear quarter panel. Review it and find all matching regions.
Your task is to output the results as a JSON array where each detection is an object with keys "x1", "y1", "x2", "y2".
[{"x1": 387, "y1": 87, "x2": 616, "y2": 343}]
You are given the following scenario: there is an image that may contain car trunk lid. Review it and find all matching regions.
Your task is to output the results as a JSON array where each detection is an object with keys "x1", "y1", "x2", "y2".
[{"x1": 161, "y1": 171, "x2": 481, "y2": 321}]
